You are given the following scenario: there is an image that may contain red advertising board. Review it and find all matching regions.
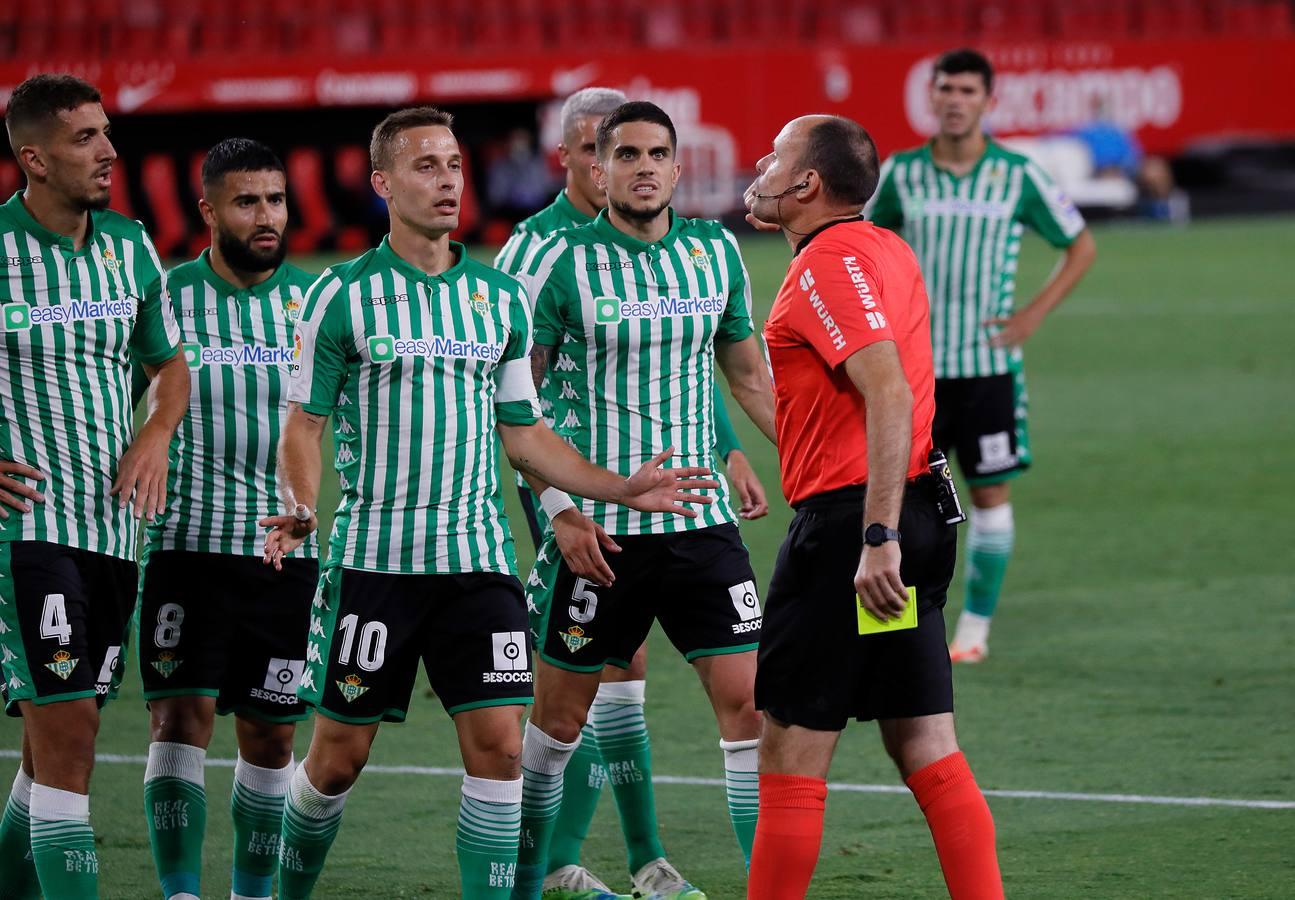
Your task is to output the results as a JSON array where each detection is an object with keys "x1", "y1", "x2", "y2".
[{"x1": 1, "y1": 38, "x2": 1290, "y2": 160}]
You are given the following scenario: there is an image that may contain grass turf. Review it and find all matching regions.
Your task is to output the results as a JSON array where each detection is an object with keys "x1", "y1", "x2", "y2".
[{"x1": 3, "y1": 216, "x2": 1293, "y2": 897}]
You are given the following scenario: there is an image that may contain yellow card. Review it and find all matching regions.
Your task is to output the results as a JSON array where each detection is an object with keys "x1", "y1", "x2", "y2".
[{"x1": 857, "y1": 586, "x2": 918, "y2": 635}]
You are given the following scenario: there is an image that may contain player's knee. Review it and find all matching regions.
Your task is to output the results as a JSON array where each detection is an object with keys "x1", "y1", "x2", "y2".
[
  {"x1": 237, "y1": 720, "x2": 296, "y2": 768},
  {"x1": 148, "y1": 701, "x2": 212, "y2": 746},
  {"x1": 306, "y1": 749, "x2": 367, "y2": 795}
]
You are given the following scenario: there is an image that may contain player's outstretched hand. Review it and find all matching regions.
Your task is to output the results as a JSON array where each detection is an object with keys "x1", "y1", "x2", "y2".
[
  {"x1": 0, "y1": 460, "x2": 45, "y2": 519},
  {"x1": 855, "y1": 542, "x2": 908, "y2": 621},
  {"x1": 259, "y1": 512, "x2": 316, "y2": 571},
  {"x1": 620, "y1": 447, "x2": 719, "y2": 518},
  {"x1": 725, "y1": 450, "x2": 769, "y2": 520},
  {"x1": 110, "y1": 420, "x2": 171, "y2": 521},
  {"x1": 552, "y1": 508, "x2": 621, "y2": 587}
]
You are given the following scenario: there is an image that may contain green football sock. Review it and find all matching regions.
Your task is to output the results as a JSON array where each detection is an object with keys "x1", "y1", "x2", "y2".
[
  {"x1": 277, "y1": 764, "x2": 349, "y2": 900},
  {"x1": 457, "y1": 775, "x2": 522, "y2": 898},
  {"x1": 144, "y1": 741, "x2": 207, "y2": 899},
  {"x1": 720, "y1": 738, "x2": 759, "y2": 867},
  {"x1": 28, "y1": 784, "x2": 98, "y2": 900},
  {"x1": 0, "y1": 767, "x2": 40, "y2": 899},
  {"x1": 546, "y1": 724, "x2": 605, "y2": 872},
  {"x1": 591, "y1": 681, "x2": 665, "y2": 874},
  {"x1": 964, "y1": 504, "x2": 1014, "y2": 619},
  {"x1": 230, "y1": 755, "x2": 294, "y2": 900},
  {"x1": 513, "y1": 722, "x2": 577, "y2": 900}
]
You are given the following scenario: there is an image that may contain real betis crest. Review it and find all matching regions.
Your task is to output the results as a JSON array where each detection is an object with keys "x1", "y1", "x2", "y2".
[
  {"x1": 45, "y1": 650, "x2": 79, "y2": 681},
  {"x1": 688, "y1": 246, "x2": 710, "y2": 271},
  {"x1": 285, "y1": 298, "x2": 302, "y2": 321},
  {"x1": 151, "y1": 651, "x2": 183, "y2": 679},
  {"x1": 469, "y1": 291, "x2": 492, "y2": 315},
  {"x1": 336, "y1": 673, "x2": 369, "y2": 703},
  {"x1": 561, "y1": 626, "x2": 591, "y2": 654},
  {"x1": 100, "y1": 246, "x2": 120, "y2": 271}
]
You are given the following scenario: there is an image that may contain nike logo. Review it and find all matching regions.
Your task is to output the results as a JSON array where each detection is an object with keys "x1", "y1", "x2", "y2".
[
  {"x1": 117, "y1": 77, "x2": 170, "y2": 113},
  {"x1": 551, "y1": 63, "x2": 599, "y2": 96}
]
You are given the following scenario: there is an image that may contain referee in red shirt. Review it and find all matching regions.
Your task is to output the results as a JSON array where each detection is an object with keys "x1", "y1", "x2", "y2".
[{"x1": 742, "y1": 116, "x2": 1003, "y2": 899}]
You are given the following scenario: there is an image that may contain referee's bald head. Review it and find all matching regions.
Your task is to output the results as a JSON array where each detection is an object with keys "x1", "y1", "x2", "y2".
[{"x1": 794, "y1": 115, "x2": 880, "y2": 207}]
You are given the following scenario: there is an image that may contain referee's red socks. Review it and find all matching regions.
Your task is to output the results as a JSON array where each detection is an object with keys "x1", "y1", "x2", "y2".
[
  {"x1": 746, "y1": 773, "x2": 827, "y2": 899},
  {"x1": 907, "y1": 751, "x2": 1004, "y2": 899}
]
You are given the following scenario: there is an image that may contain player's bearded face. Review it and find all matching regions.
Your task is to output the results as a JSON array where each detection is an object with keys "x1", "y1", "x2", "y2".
[
  {"x1": 379, "y1": 126, "x2": 464, "y2": 237},
  {"x1": 210, "y1": 170, "x2": 289, "y2": 273},
  {"x1": 39, "y1": 103, "x2": 116, "y2": 212},
  {"x1": 596, "y1": 122, "x2": 680, "y2": 223},
  {"x1": 930, "y1": 72, "x2": 992, "y2": 139}
]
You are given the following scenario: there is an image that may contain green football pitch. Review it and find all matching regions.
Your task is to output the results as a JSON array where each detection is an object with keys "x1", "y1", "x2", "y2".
[{"x1": 3, "y1": 217, "x2": 1293, "y2": 898}]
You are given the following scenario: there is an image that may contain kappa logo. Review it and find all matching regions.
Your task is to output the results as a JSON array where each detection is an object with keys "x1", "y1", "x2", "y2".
[
  {"x1": 553, "y1": 353, "x2": 579, "y2": 373},
  {"x1": 336, "y1": 444, "x2": 357, "y2": 465},
  {"x1": 558, "y1": 382, "x2": 580, "y2": 401},
  {"x1": 558, "y1": 410, "x2": 582, "y2": 430},
  {"x1": 45, "y1": 650, "x2": 79, "y2": 681}
]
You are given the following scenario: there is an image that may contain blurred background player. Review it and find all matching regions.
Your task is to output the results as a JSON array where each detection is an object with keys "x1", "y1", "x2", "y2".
[
  {"x1": 259, "y1": 106, "x2": 719, "y2": 900},
  {"x1": 514, "y1": 101, "x2": 778, "y2": 900},
  {"x1": 494, "y1": 86, "x2": 768, "y2": 900},
  {"x1": 0, "y1": 74, "x2": 188, "y2": 899},
  {"x1": 133, "y1": 138, "x2": 319, "y2": 900},
  {"x1": 866, "y1": 48, "x2": 1097, "y2": 662},
  {"x1": 745, "y1": 113, "x2": 1002, "y2": 900}
]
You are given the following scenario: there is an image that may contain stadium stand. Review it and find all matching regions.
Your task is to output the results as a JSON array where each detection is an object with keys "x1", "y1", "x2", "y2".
[{"x1": 0, "y1": 0, "x2": 1290, "y2": 57}]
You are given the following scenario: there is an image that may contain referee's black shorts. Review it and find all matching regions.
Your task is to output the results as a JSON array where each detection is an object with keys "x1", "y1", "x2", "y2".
[{"x1": 755, "y1": 477, "x2": 957, "y2": 731}]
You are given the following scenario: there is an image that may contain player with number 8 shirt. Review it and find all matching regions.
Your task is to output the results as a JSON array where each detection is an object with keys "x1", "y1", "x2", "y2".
[
  {"x1": 258, "y1": 106, "x2": 719, "y2": 900},
  {"x1": 132, "y1": 138, "x2": 321, "y2": 900}
]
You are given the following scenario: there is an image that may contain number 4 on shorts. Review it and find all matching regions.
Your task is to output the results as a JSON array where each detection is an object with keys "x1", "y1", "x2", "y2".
[{"x1": 40, "y1": 594, "x2": 72, "y2": 645}]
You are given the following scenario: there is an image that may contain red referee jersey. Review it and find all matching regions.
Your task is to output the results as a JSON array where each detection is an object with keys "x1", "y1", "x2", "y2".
[{"x1": 764, "y1": 217, "x2": 935, "y2": 506}]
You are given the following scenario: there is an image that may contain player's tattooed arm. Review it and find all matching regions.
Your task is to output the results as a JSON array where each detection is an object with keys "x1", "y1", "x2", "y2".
[{"x1": 530, "y1": 343, "x2": 556, "y2": 388}]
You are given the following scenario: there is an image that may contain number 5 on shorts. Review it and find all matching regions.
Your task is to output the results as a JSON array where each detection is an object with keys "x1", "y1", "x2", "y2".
[{"x1": 569, "y1": 579, "x2": 598, "y2": 624}]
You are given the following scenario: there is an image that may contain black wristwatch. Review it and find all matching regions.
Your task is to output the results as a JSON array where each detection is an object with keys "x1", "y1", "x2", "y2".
[{"x1": 864, "y1": 523, "x2": 901, "y2": 547}]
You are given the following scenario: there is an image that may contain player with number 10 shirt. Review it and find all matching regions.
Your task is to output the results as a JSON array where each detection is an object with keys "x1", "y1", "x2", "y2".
[{"x1": 260, "y1": 106, "x2": 720, "y2": 900}]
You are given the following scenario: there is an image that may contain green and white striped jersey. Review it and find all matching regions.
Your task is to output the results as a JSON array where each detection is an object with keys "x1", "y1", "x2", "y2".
[
  {"x1": 866, "y1": 140, "x2": 1085, "y2": 378},
  {"x1": 289, "y1": 237, "x2": 541, "y2": 575},
  {"x1": 493, "y1": 190, "x2": 590, "y2": 278},
  {"x1": 0, "y1": 192, "x2": 180, "y2": 560},
  {"x1": 144, "y1": 251, "x2": 319, "y2": 558},
  {"x1": 525, "y1": 209, "x2": 753, "y2": 535},
  {"x1": 494, "y1": 191, "x2": 590, "y2": 437}
]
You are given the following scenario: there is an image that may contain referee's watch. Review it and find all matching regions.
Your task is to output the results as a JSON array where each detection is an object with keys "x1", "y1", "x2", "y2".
[{"x1": 864, "y1": 523, "x2": 901, "y2": 547}]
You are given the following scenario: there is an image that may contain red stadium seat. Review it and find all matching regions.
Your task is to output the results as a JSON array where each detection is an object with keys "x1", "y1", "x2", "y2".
[
  {"x1": 140, "y1": 154, "x2": 187, "y2": 258},
  {"x1": 0, "y1": 160, "x2": 21, "y2": 201},
  {"x1": 285, "y1": 147, "x2": 333, "y2": 254}
]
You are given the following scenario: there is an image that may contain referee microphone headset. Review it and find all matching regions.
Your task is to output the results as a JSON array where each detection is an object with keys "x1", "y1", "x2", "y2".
[{"x1": 752, "y1": 180, "x2": 814, "y2": 235}]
